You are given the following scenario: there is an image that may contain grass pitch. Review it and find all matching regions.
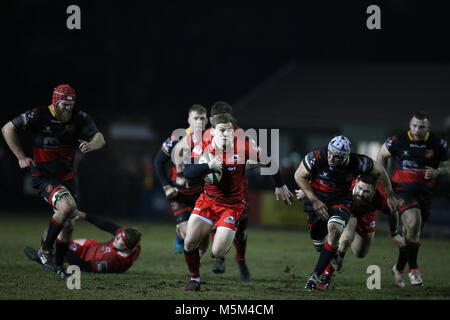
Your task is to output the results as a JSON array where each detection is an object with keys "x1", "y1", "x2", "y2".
[{"x1": 1, "y1": 213, "x2": 449, "y2": 300}]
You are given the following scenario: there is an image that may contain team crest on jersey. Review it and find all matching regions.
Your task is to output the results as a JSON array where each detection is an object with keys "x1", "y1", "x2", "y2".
[
  {"x1": 398, "y1": 199, "x2": 405, "y2": 208},
  {"x1": 70, "y1": 243, "x2": 77, "y2": 251},
  {"x1": 224, "y1": 216, "x2": 235, "y2": 224},
  {"x1": 369, "y1": 221, "x2": 376, "y2": 228},
  {"x1": 46, "y1": 185, "x2": 53, "y2": 193},
  {"x1": 314, "y1": 150, "x2": 321, "y2": 159},
  {"x1": 230, "y1": 154, "x2": 240, "y2": 162},
  {"x1": 425, "y1": 149, "x2": 434, "y2": 158}
]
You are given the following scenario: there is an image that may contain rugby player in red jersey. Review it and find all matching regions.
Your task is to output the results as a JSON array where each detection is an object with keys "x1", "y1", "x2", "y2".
[
  {"x1": 2, "y1": 84, "x2": 105, "y2": 280},
  {"x1": 154, "y1": 104, "x2": 209, "y2": 255},
  {"x1": 24, "y1": 211, "x2": 141, "y2": 273},
  {"x1": 294, "y1": 135, "x2": 397, "y2": 291},
  {"x1": 174, "y1": 102, "x2": 254, "y2": 281},
  {"x1": 180, "y1": 113, "x2": 294, "y2": 291},
  {"x1": 377, "y1": 111, "x2": 449, "y2": 287},
  {"x1": 296, "y1": 173, "x2": 405, "y2": 290}
]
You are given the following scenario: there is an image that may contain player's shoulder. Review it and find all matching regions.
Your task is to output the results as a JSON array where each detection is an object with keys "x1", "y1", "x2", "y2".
[
  {"x1": 350, "y1": 153, "x2": 373, "y2": 172},
  {"x1": 428, "y1": 132, "x2": 448, "y2": 149}
]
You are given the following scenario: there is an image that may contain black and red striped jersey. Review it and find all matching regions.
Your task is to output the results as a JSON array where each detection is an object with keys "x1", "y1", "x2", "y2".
[
  {"x1": 10, "y1": 106, "x2": 99, "y2": 180},
  {"x1": 160, "y1": 128, "x2": 203, "y2": 195},
  {"x1": 302, "y1": 147, "x2": 374, "y2": 203},
  {"x1": 385, "y1": 131, "x2": 448, "y2": 190}
]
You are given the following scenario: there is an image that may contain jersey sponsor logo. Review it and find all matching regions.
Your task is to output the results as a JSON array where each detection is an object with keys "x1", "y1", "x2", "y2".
[
  {"x1": 227, "y1": 166, "x2": 237, "y2": 172},
  {"x1": 425, "y1": 149, "x2": 434, "y2": 158},
  {"x1": 224, "y1": 216, "x2": 235, "y2": 224},
  {"x1": 193, "y1": 207, "x2": 201, "y2": 211},
  {"x1": 193, "y1": 145, "x2": 202, "y2": 155},
  {"x1": 440, "y1": 139, "x2": 448, "y2": 149},
  {"x1": 117, "y1": 251, "x2": 128, "y2": 257}
]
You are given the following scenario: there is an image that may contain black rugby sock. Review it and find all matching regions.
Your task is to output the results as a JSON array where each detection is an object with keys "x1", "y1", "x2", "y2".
[
  {"x1": 42, "y1": 217, "x2": 64, "y2": 251},
  {"x1": 405, "y1": 240, "x2": 420, "y2": 270},
  {"x1": 54, "y1": 238, "x2": 69, "y2": 267},
  {"x1": 313, "y1": 242, "x2": 337, "y2": 275},
  {"x1": 396, "y1": 246, "x2": 408, "y2": 271}
]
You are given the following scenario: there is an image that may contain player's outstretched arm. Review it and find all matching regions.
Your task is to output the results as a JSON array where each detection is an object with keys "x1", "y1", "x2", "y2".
[
  {"x1": 77, "y1": 210, "x2": 121, "y2": 235},
  {"x1": 1, "y1": 122, "x2": 35, "y2": 169},
  {"x1": 371, "y1": 162, "x2": 397, "y2": 213},
  {"x1": 171, "y1": 135, "x2": 190, "y2": 187},
  {"x1": 79, "y1": 132, "x2": 105, "y2": 153},
  {"x1": 385, "y1": 210, "x2": 405, "y2": 247},
  {"x1": 184, "y1": 156, "x2": 222, "y2": 180},
  {"x1": 376, "y1": 143, "x2": 392, "y2": 169},
  {"x1": 154, "y1": 147, "x2": 179, "y2": 199},
  {"x1": 294, "y1": 162, "x2": 329, "y2": 220}
]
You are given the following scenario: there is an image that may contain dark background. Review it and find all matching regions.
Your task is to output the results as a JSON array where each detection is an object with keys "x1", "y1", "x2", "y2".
[{"x1": 1, "y1": 1, "x2": 449, "y2": 228}]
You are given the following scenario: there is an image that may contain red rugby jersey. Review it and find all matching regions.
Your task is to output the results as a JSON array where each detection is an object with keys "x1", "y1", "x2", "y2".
[
  {"x1": 190, "y1": 135, "x2": 259, "y2": 204},
  {"x1": 82, "y1": 228, "x2": 141, "y2": 273}
]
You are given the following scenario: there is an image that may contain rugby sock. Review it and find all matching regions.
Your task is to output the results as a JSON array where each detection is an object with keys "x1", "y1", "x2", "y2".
[
  {"x1": 405, "y1": 240, "x2": 420, "y2": 270},
  {"x1": 396, "y1": 246, "x2": 408, "y2": 271},
  {"x1": 323, "y1": 264, "x2": 335, "y2": 277},
  {"x1": 233, "y1": 238, "x2": 247, "y2": 262},
  {"x1": 313, "y1": 242, "x2": 337, "y2": 275},
  {"x1": 42, "y1": 216, "x2": 64, "y2": 252},
  {"x1": 54, "y1": 238, "x2": 69, "y2": 267},
  {"x1": 323, "y1": 251, "x2": 346, "y2": 277},
  {"x1": 184, "y1": 249, "x2": 200, "y2": 280}
]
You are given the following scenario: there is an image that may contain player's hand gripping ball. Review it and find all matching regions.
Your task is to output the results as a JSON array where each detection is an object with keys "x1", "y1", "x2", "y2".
[{"x1": 199, "y1": 153, "x2": 222, "y2": 185}]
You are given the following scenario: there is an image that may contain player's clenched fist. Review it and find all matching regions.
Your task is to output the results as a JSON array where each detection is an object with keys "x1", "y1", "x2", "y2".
[
  {"x1": 18, "y1": 157, "x2": 36, "y2": 169},
  {"x1": 208, "y1": 156, "x2": 223, "y2": 172}
]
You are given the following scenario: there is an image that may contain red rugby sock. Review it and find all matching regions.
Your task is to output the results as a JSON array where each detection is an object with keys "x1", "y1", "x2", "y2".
[{"x1": 184, "y1": 249, "x2": 200, "y2": 280}]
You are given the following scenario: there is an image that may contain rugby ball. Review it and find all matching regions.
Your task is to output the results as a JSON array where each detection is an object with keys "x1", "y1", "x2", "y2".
[{"x1": 199, "y1": 153, "x2": 222, "y2": 185}]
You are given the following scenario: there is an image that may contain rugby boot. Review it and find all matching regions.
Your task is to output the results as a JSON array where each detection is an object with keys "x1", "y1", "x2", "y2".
[
  {"x1": 182, "y1": 280, "x2": 201, "y2": 292},
  {"x1": 212, "y1": 257, "x2": 225, "y2": 274},
  {"x1": 392, "y1": 264, "x2": 405, "y2": 288},
  {"x1": 237, "y1": 259, "x2": 251, "y2": 281},
  {"x1": 330, "y1": 251, "x2": 344, "y2": 272},
  {"x1": 408, "y1": 268, "x2": 423, "y2": 287},
  {"x1": 305, "y1": 272, "x2": 319, "y2": 291},
  {"x1": 24, "y1": 246, "x2": 41, "y2": 264},
  {"x1": 317, "y1": 274, "x2": 332, "y2": 291},
  {"x1": 37, "y1": 249, "x2": 57, "y2": 272},
  {"x1": 55, "y1": 264, "x2": 71, "y2": 281}
]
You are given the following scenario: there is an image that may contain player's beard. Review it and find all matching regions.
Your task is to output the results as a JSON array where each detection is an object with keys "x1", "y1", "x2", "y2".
[{"x1": 56, "y1": 108, "x2": 73, "y2": 123}]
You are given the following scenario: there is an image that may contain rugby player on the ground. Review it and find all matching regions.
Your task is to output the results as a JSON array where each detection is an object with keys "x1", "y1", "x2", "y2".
[
  {"x1": 24, "y1": 210, "x2": 141, "y2": 273},
  {"x1": 154, "y1": 104, "x2": 209, "y2": 256},
  {"x1": 2, "y1": 84, "x2": 105, "y2": 280},
  {"x1": 180, "y1": 113, "x2": 294, "y2": 291},
  {"x1": 294, "y1": 135, "x2": 397, "y2": 291},
  {"x1": 296, "y1": 173, "x2": 404, "y2": 290},
  {"x1": 377, "y1": 111, "x2": 449, "y2": 287}
]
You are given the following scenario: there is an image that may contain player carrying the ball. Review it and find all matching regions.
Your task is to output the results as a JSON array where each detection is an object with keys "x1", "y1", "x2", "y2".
[{"x1": 180, "y1": 113, "x2": 294, "y2": 291}]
